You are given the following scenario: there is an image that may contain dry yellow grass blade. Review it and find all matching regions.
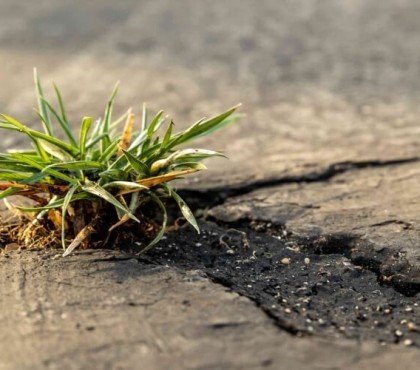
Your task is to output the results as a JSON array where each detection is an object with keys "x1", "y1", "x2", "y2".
[
  {"x1": 62, "y1": 216, "x2": 99, "y2": 257},
  {"x1": 136, "y1": 168, "x2": 200, "y2": 187},
  {"x1": 117, "y1": 111, "x2": 134, "y2": 158},
  {"x1": 116, "y1": 168, "x2": 200, "y2": 197}
]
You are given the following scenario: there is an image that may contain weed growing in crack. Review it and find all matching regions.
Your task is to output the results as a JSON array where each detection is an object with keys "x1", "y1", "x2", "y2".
[{"x1": 0, "y1": 69, "x2": 241, "y2": 256}]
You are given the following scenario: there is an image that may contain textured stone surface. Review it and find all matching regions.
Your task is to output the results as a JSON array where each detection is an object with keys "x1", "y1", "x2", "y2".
[
  {"x1": 0, "y1": 250, "x2": 418, "y2": 370},
  {"x1": 209, "y1": 162, "x2": 420, "y2": 286},
  {"x1": 0, "y1": 1, "x2": 419, "y2": 369}
]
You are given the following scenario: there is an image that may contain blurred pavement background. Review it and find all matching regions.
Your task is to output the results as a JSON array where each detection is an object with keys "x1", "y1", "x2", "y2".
[{"x1": 1, "y1": 0, "x2": 420, "y2": 187}]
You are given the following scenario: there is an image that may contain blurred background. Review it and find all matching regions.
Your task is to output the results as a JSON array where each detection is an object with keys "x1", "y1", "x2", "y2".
[{"x1": 1, "y1": 0, "x2": 419, "y2": 187}]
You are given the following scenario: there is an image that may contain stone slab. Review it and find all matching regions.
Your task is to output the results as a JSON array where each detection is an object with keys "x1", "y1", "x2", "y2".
[
  {"x1": 0, "y1": 250, "x2": 418, "y2": 370},
  {"x1": 210, "y1": 162, "x2": 420, "y2": 285}
]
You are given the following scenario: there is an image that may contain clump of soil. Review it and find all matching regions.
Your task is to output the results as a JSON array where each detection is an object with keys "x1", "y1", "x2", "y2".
[
  {"x1": 0, "y1": 198, "x2": 162, "y2": 252},
  {"x1": 144, "y1": 220, "x2": 419, "y2": 347}
]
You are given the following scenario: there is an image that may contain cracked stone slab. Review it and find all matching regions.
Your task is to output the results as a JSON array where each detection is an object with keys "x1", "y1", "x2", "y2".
[
  {"x1": 0, "y1": 249, "x2": 418, "y2": 370},
  {"x1": 209, "y1": 162, "x2": 420, "y2": 286}
]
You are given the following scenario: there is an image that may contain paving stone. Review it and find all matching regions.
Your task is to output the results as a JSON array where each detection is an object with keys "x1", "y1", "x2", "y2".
[
  {"x1": 0, "y1": 250, "x2": 418, "y2": 370},
  {"x1": 210, "y1": 162, "x2": 420, "y2": 286}
]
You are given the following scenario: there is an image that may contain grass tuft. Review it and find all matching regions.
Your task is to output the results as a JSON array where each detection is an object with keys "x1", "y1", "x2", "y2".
[{"x1": 0, "y1": 70, "x2": 241, "y2": 256}]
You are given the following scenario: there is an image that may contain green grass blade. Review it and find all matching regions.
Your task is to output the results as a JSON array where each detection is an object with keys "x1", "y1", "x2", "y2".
[
  {"x1": 141, "y1": 102, "x2": 148, "y2": 132},
  {"x1": 161, "y1": 120, "x2": 174, "y2": 150},
  {"x1": 146, "y1": 110, "x2": 164, "y2": 140},
  {"x1": 15, "y1": 198, "x2": 65, "y2": 212},
  {"x1": 101, "y1": 82, "x2": 119, "y2": 152},
  {"x1": 138, "y1": 192, "x2": 167, "y2": 255},
  {"x1": 15, "y1": 192, "x2": 90, "y2": 212},
  {"x1": 79, "y1": 117, "x2": 93, "y2": 159},
  {"x1": 11, "y1": 153, "x2": 76, "y2": 184},
  {"x1": 85, "y1": 133, "x2": 108, "y2": 150},
  {"x1": 53, "y1": 82, "x2": 74, "y2": 134},
  {"x1": 0, "y1": 187, "x2": 20, "y2": 200},
  {"x1": 61, "y1": 184, "x2": 79, "y2": 249},
  {"x1": 122, "y1": 150, "x2": 149, "y2": 176},
  {"x1": 0, "y1": 171, "x2": 34, "y2": 182},
  {"x1": 170, "y1": 105, "x2": 241, "y2": 148},
  {"x1": 38, "y1": 139, "x2": 74, "y2": 161},
  {"x1": 41, "y1": 95, "x2": 77, "y2": 146},
  {"x1": 81, "y1": 179, "x2": 139, "y2": 222},
  {"x1": 1, "y1": 114, "x2": 78, "y2": 156},
  {"x1": 169, "y1": 186, "x2": 200, "y2": 233},
  {"x1": 98, "y1": 138, "x2": 120, "y2": 163},
  {"x1": 46, "y1": 160, "x2": 103, "y2": 171},
  {"x1": 1, "y1": 114, "x2": 50, "y2": 161},
  {"x1": 33, "y1": 68, "x2": 53, "y2": 135}
]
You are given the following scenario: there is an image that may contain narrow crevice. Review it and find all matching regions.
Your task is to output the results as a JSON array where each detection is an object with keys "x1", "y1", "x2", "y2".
[
  {"x1": 145, "y1": 219, "x2": 419, "y2": 344},
  {"x1": 178, "y1": 157, "x2": 420, "y2": 297},
  {"x1": 206, "y1": 271, "x2": 301, "y2": 335},
  {"x1": 179, "y1": 157, "x2": 420, "y2": 210}
]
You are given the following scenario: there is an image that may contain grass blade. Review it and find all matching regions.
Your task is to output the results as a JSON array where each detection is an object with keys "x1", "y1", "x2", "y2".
[
  {"x1": 81, "y1": 180, "x2": 139, "y2": 222},
  {"x1": 117, "y1": 112, "x2": 134, "y2": 157},
  {"x1": 169, "y1": 186, "x2": 199, "y2": 233},
  {"x1": 103, "y1": 181, "x2": 148, "y2": 191},
  {"x1": 62, "y1": 216, "x2": 99, "y2": 257},
  {"x1": 138, "y1": 192, "x2": 167, "y2": 255},
  {"x1": 11, "y1": 153, "x2": 77, "y2": 184},
  {"x1": 79, "y1": 117, "x2": 93, "y2": 159},
  {"x1": 41, "y1": 95, "x2": 77, "y2": 146},
  {"x1": 46, "y1": 160, "x2": 103, "y2": 171},
  {"x1": 122, "y1": 150, "x2": 149, "y2": 176},
  {"x1": 34, "y1": 68, "x2": 53, "y2": 135},
  {"x1": 101, "y1": 82, "x2": 119, "y2": 152},
  {"x1": 1, "y1": 114, "x2": 78, "y2": 156},
  {"x1": 141, "y1": 102, "x2": 147, "y2": 132},
  {"x1": 61, "y1": 184, "x2": 78, "y2": 249}
]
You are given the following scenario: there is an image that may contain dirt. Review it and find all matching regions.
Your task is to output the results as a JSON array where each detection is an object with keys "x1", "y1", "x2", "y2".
[{"x1": 142, "y1": 219, "x2": 419, "y2": 347}]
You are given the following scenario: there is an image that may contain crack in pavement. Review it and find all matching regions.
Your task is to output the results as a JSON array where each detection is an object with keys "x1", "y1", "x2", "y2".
[
  {"x1": 146, "y1": 220, "x2": 420, "y2": 344},
  {"x1": 178, "y1": 157, "x2": 420, "y2": 297},
  {"x1": 179, "y1": 156, "x2": 420, "y2": 209}
]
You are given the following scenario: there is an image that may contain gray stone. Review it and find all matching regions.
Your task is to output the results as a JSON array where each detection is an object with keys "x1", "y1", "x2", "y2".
[
  {"x1": 0, "y1": 250, "x2": 418, "y2": 370},
  {"x1": 210, "y1": 162, "x2": 420, "y2": 285}
]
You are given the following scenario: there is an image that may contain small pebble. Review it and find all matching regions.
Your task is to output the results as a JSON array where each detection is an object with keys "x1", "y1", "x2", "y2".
[
  {"x1": 404, "y1": 339, "x2": 413, "y2": 346},
  {"x1": 407, "y1": 322, "x2": 418, "y2": 332},
  {"x1": 284, "y1": 308, "x2": 292, "y2": 314},
  {"x1": 280, "y1": 258, "x2": 291, "y2": 265},
  {"x1": 405, "y1": 307, "x2": 413, "y2": 312},
  {"x1": 395, "y1": 330, "x2": 403, "y2": 337},
  {"x1": 304, "y1": 258, "x2": 310, "y2": 265},
  {"x1": 4, "y1": 243, "x2": 19, "y2": 252}
]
